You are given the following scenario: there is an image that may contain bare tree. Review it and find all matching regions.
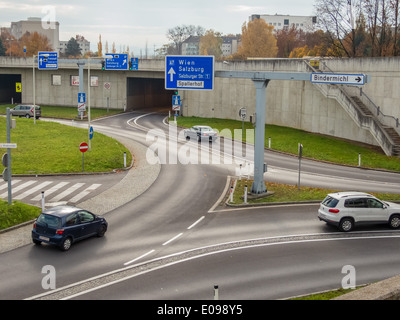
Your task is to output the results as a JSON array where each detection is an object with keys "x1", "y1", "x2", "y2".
[
  {"x1": 315, "y1": 0, "x2": 357, "y2": 57},
  {"x1": 166, "y1": 25, "x2": 205, "y2": 54}
]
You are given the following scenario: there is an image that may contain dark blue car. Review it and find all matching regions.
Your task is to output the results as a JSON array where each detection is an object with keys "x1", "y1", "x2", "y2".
[{"x1": 32, "y1": 206, "x2": 108, "y2": 251}]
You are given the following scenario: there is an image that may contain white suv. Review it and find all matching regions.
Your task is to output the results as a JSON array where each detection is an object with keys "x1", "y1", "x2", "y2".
[{"x1": 318, "y1": 192, "x2": 400, "y2": 232}]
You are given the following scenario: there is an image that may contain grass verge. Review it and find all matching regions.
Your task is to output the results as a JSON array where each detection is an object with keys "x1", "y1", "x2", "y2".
[
  {"x1": 0, "y1": 200, "x2": 41, "y2": 230},
  {"x1": 172, "y1": 116, "x2": 400, "y2": 172},
  {"x1": 231, "y1": 179, "x2": 400, "y2": 205},
  {"x1": 0, "y1": 104, "x2": 123, "y2": 120},
  {"x1": 0, "y1": 117, "x2": 132, "y2": 174}
]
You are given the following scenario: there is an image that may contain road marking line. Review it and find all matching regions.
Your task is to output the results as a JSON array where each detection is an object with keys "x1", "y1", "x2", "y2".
[
  {"x1": 188, "y1": 216, "x2": 205, "y2": 230},
  {"x1": 0, "y1": 180, "x2": 21, "y2": 191},
  {"x1": 124, "y1": 250, "x2": 155, "y2": 266},
  {"x1": 49, "y1": 183, "x2": 85, "y2": 202},
  {"x1": 0, "y1": 180, "x2": 36, "y2": 198},
  {"x1": 69, "y1": 184, "x2": 101, "y2": 203},
  {"x1": 14, "y1": 181, "x2": 53, "y2": 200},
  {"x1": 31, "y1": 182, "x2": 69, "y2": 201},
  {"x1": 162, "y1": 233, "x2": 183, "y2": 246}
]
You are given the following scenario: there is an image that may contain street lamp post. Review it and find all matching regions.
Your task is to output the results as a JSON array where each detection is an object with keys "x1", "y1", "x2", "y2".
[
  {"x1": 32, "y1": 53, "x2": 49, "y2": 124},
  {"x1": 87, "y1": 55, "x2": 113, "y2": 151}
]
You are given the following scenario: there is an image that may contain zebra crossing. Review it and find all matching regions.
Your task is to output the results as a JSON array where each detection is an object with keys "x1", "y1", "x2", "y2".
[{"x1": 0, "y1": 179, "x2": 102, "y2": 206}]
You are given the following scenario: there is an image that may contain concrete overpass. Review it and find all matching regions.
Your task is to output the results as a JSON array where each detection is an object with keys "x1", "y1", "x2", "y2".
[{"x1": 0, "y1": 56, "x2": 399, "y2": 156}]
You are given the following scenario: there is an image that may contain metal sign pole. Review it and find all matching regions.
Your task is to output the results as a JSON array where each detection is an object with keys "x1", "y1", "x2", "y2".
[{"x1": 6, "y1": 108, "x2": 12, "y2": 204}]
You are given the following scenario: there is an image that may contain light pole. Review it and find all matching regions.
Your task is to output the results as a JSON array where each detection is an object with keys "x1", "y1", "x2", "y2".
[
  {"x1": 32, "y1": 53, "x2": 49, "y2": 124},
  {"x1": 87, "y1": 54, "x2": 112, "y2": 150}
]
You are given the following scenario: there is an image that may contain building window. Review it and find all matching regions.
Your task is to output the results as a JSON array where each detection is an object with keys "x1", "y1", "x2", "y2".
[{"x1": 284, "y1": 19, "x2": 289, "y2": 25}]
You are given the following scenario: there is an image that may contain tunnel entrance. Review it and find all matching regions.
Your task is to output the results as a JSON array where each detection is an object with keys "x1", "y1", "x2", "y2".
[
  {"x1": 127, "y1": 78, "x2": 174, "y2": 111},
  {"x1": 0, "y1": 74, "x2": 22, "y2": 104}
]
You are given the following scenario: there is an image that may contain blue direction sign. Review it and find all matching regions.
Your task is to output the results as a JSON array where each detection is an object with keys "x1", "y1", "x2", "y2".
[
  {"x1": 89, "y1": 126, "x2": 94, "y2": 140},
  {"x1": 130, "y1": 58, "x2": 139, "y2": 70},
  {"x1": 38, "y1": 51, "x2": 58, "y2": 70},
  {"x1": 165, "y1": 55, "x2": 214, "y2": 90},
  {"x1": 105, "y1": 53, "x2": 128, "y2": 70}
]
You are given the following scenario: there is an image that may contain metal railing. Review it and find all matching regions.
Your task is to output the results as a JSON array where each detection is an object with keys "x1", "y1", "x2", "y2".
[
  {"x1": 303, "y1": 59, "x2": 397, "y2": 156},
  {"x1": 319, "y1": 61, "x2": 400, "y2": 134}
]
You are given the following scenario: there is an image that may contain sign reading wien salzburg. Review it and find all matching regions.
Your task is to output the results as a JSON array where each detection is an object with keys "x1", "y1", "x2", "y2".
[
  {"x1": 311, "y1": 73, "x2": 366, "y2": 85},
  {"x1": 165, "y1": 56, "x2": 214, "y2": 90}
]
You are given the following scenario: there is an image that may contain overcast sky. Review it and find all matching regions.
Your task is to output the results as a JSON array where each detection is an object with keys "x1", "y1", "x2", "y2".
[{"x1": 0, "y1": 0, "x2": 316, "y2": 54}]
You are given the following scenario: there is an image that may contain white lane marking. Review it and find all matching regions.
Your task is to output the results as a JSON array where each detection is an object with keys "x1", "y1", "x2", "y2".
[
  {"x1": 14, "y1": 181, "x2": 53, "y2": 200},
  {"x1": 124, "y1": 250, "x2": 155, "y2": 266},
  {"x1": 0, "y1": 180, "x2": 36, "y2": 198},
  {"x1": 162, "y1": 233, "x2": 183, "y2": 246},
  {"x1": 49, "y1": 183, "x2": 85, "y2": 202},
  {"x1": 0, "y1": 180, "x2": 21, "y2": 191},
  {"x1": 69, "y1": 184, "x2": 101, "y2": 203},
  {"x1": 33, "y1": 233, "x2": 400, "y2": 301},
  {"x1": 31, "y1": 182, "x2": 69, "y2": 201},
  {"x1": 188, "y1": 216, "x2": 205, "y2": 230}
]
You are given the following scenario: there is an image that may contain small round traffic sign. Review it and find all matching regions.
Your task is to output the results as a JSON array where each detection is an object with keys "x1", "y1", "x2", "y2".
[{"x1": 79, "y1": 142, "x2": 89, "y2": 153}]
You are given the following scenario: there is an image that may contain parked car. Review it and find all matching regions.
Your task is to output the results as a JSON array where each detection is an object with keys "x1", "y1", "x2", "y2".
[
  {"x1": 184, "y1": 125, "x2": 218, "y2": 142},
  {"x1": 32, "y1": 205, "x2": 108, "y2": 251},
  {"x1": 10, "y1": 104, "x2": 41, "y2": 119},
  {"x1": 318, "y1": 191, "x2": 400, "y2": 232}
]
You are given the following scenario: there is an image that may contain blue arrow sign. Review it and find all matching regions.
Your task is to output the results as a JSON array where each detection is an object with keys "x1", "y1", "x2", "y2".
[
  {"x1": 38, "y1": 51, "x2": 58, "y2": 70},
  {"x1": 105, "y1": 53, "x2": 128, "y2": 70},
  {"x1": 89, "y1": 126, "x2": 94, "y2": 140},
  {"x1": 165, "y1": 56, "x2": 214, "y2": 90}
]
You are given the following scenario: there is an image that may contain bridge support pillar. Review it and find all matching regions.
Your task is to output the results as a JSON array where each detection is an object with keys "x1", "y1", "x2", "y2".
[{"x1": 251, "y1": 79, "x2": 270, "y2": 195}]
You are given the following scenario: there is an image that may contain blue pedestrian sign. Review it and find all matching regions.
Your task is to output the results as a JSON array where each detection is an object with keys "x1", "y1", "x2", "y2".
[
  {"x1": 165, "y1": 55, "x2": 214, "y2": 91},
  {"x1": 38, "y1": 51, "x2": 58, "y2": 70},
  {"x1": 105, "y1": 53, "x2": 128, "y2": 70}
]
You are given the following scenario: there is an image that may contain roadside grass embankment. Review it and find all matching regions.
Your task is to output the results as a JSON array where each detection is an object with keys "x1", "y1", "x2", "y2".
[{"x1": 0, "y1": 105, "x2": 132, "y2": 229}]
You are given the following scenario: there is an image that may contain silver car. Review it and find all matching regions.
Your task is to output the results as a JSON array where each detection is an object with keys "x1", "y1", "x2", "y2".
[
  {"x1": 10, "y1": 104, "x2": 41, "y2": 119},
  {"x1": 184, "y1": 125, "x2": 218, "y2": 143},
  {"x1": 318, "y1": 192, "x2": 400, "y2": 232}
]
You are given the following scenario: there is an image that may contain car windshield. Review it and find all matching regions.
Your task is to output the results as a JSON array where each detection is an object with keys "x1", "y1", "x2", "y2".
[
  {"x1": 36, "y1": 214, "x2": 61, "y2": 228},
  {"x1": 322, "y1": 196, "x2": 339, "y2": 208}
]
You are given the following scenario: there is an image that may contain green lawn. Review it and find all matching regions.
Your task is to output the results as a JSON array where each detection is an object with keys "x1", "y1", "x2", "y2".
[
  {"x1": 0, "y1": 117, "x2": 132, "y2": 174},
  {"x1": 231, "y1": 179, "x2": 400, "y2": 205},
  {"x1": 0, "y1": 104, "x2": 123, "y2": 120},
  {"x1": 173, "y1": 116, "x2": 400, "y2": 172},
  {"x1": 0, "y1": 201, "x2": 41, "y2": 230}
]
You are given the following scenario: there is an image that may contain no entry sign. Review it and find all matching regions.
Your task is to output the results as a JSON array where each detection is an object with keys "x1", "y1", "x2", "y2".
[{"x1": 79, "y1": 142, "x2": 89, "y2": 153}]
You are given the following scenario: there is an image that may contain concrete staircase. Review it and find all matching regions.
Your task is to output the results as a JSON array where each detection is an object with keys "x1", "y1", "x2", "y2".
[
  {"x1": 305, "y1": 61, "x2": 400, "y2": 157},
  {"x1": 352, "y1": 96, "x2": 400, "y2": 156}
]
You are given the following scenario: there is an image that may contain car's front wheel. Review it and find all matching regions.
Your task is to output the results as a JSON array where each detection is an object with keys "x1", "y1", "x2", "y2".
[
  {"x1": 339, "y1": 218, "x2": 354, "y2": 232},
  {"x1": 97, "y1": 225, "x2": 107, "y2": 237},
  {"x1": 60, "y1": 237, "x2": 72, "y2": 251},
  {"x1": 389, "y1": 215, "x2": 400, "y2": 229}
]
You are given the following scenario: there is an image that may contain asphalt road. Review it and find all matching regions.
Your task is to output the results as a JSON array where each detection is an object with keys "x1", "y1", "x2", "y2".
[{"x1": 1, "y1": 110, "x2": 400, "y2": 301}]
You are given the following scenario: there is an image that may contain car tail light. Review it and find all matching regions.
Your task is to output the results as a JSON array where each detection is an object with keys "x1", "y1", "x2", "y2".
[
  {"x1": 329, "y1": 209, "x2": 340, "y2": 214},
  {"x1": 33, "y1": 222, "x2": 36, "y2": 229},
  {"x1": 56, "y1": 229, "x2": 64, "y2": 235}
]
